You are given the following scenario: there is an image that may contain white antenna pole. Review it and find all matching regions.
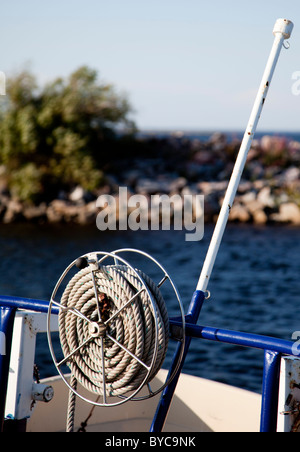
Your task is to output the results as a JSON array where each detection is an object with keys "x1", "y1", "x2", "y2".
[{"x1": 197, "y1": 18, "x2": 294, "y2": 293}]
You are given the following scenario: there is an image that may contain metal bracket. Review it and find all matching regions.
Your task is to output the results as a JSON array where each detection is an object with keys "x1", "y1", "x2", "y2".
[
  {"x1": 277, "y1": 356, "x2": 300, "y2": 432},
  {"x1": 5, "y1": 312, "x2": 58, "y2": 421}
]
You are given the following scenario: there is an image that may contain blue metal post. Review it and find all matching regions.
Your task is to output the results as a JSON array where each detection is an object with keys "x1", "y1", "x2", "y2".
[
  {"x1": 260, "y1": 350, "x2": 281, "y2": 432},
  {"x1": 0, "y1": 307, "x2": 16, "y2": 432},
  {"x1": 150, "y1": 290, "x2": 205, "y2": 432}
]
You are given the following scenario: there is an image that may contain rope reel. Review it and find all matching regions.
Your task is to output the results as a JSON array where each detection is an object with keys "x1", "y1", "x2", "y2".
[{"x1": 47, "y1": 249, "x2": 185, "y2": 408}]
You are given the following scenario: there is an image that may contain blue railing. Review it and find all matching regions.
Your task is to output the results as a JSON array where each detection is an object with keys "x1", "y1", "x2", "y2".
[
  {"x1": 167, "y1": 320, "x2": 295, "y2": 432},
  {"x1": 151, "y1": 290, "x2": 298, "y2": 432},
  {"x1": 0, "y1": 292, "x2": 297, "y2": 432}
]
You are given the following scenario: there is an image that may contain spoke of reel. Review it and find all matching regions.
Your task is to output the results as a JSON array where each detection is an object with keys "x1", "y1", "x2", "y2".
[
  {"x1": 57, "y1": 336, "x2": 93, "y2": 367},
  {"x1": 90, "y1": 270, "x2": 104, "y2": 323},
  {"x1": 104, "y1": 288, "x2": 145, "y2": 326},
  {"x1": 157, "y1": 274, "x2": 169, "y2": 288},
  {"x1": 106, "y1": 332, "x2": 151, "y2": 371},
  {"x1": 147, "y1": 382, "x2": 154, "y2": 396},
  {"x1": 100, "y1": 337, "x2": 107, "y2": 404},
  {"x1": 51, "y1": 298, "x2": 93, "y2": 324}
]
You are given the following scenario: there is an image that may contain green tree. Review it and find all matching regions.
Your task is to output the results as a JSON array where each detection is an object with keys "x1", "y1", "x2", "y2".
[{"x1": 0, "y1": 66, "x2": 136, "y2": 202}]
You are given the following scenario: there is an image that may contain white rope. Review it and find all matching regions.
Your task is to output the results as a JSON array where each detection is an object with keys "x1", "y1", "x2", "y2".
[{"x1": 58, "y1": 264, "x2": 169, "y2": 399}]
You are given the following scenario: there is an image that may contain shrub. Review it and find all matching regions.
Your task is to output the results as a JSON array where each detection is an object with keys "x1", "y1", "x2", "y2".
[{"x1": 0, "y1": 66, "x2": 135, "y2": 202}]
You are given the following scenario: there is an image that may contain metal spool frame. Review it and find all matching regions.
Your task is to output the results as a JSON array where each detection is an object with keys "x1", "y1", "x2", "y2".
[{"x1": 47, "y1": 248, "x2": 185, "y2": 407}]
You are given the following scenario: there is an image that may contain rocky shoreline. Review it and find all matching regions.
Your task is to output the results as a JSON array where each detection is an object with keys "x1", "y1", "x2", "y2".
[{"x1": 1, "y1": 132, "x2": 300, "y2": 226}]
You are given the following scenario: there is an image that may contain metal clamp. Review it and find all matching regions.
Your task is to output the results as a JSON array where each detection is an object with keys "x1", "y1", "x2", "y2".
[{"x1": 31, "y1": 383, "x2": 54, "y2": 403}]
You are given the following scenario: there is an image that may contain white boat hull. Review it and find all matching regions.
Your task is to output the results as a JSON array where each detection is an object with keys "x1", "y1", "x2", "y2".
[{"x1": 27, "y1": 370, "x2": 261, "y2": 432}]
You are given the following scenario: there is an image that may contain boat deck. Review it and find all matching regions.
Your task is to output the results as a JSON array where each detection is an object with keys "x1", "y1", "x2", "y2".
[{"x1": 27, "y1": 371, "x2": 261, "y2": 432}]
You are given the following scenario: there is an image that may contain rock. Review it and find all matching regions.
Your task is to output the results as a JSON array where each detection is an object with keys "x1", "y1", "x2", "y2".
[
  {"x1": 198, "y1": 181, "x2": 227, "y2": 195},
  {"x1": 243, "y1": 199, "x2": 264, "y2": 215},
  {"x1": 246, "y1": 199, "x2": 268, "y2": 224},
  {"x1": 288, "y1": 140, "x2": 300, "y2": 153},
  {"x1": 77, "y1": 202, "x2": 97, "y2": 225},
  {"x1": 232, "y1": 192, "x2": 269, "y2": 224},
  {"x1": 208, "y1": 132, "x2": 227, "y2": 151},
  {"x1": 63, "y1": 205, "x2": 81, "y2": 222},
  {"x1": 247, "y1": 147, "x2": 259, "y2": 162},
  {"x1": 136, "y1": 178, "x2": 172, "y2": 195},
  {"x1": 229, "y1": 203, "x2": 251, "y2": 223},
  {"x1": 136, "y1": 179, "x2": 159, "y2": 195},
  {"x1": 193, "y1": 150, "x2": 215, "y2": 165},
  {"x1": 260, "y1": 135, "x2": 287, "y2": 153},
  {"x1": 3, "y1": 200, "x2": 24, "y2": 223},
  {"x1": 270, "y1": 202, "x2": 300, "y2": 224},
  {"x1": 190, "y1": 138, "x2": 203, "y2": 152},
  {"x1": 69, "y1": 186, "x2": 86, "y2": 203},
  {"x1": 239, "y1": 191, "x2": 256, "y2": 205},
  {"x1": 253, "y1": 180, "x2": 266, "y2": 191},
  {"x1": 277, "y1": 192, "x2": 289, "y2": 204},
  {"x1": 46, "y1": 200, "x2": 78, "y2": 223},
  {"x1": 46, "y1": 200, "x2": 66, "y2": 223},
  {"x1": 247, "y1": 161, "x2": 265, "y2": 179},
  {"x1": 257, "y1": 186, "x2": 275, "y2": 208},
  {"x1": 237, "y1": 181, "x2": 253, "y2": 194},
  {"x1": 23, "y1": 203, "x2": 47, "y2": 222},
  {"x1": 252, "y1": 209, "x2": 268, "y2": 224},
  {"x1": 169, "y1": 177, "x2": 187, "y2": 193},
  {"x1": 281, "y1": 167, "x2": 300, "y2": 184}
]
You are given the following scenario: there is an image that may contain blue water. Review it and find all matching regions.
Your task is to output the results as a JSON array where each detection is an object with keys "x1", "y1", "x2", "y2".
[{"x1": 1, "y1": 222, "x2": 300, "y2": 394}]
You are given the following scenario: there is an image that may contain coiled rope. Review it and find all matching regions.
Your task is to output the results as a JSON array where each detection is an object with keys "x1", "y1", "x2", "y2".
[{"x1": 58, "y1": 264, "x2": 169, "y2": 430}]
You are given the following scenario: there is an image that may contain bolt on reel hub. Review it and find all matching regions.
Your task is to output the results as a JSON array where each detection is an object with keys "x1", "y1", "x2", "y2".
[{"x1": 47, "y1": 248, "x2": 185, "y2": 407}]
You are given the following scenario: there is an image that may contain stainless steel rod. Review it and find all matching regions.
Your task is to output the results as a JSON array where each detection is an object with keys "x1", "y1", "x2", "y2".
[{"x1": 197, "y1": 18, "x2": 294, "y2": 293}]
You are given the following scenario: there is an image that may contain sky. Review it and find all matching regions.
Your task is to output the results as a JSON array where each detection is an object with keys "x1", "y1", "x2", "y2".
[{"x1": 1, "y1": 0, "x2": 300, "y2": 133}]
